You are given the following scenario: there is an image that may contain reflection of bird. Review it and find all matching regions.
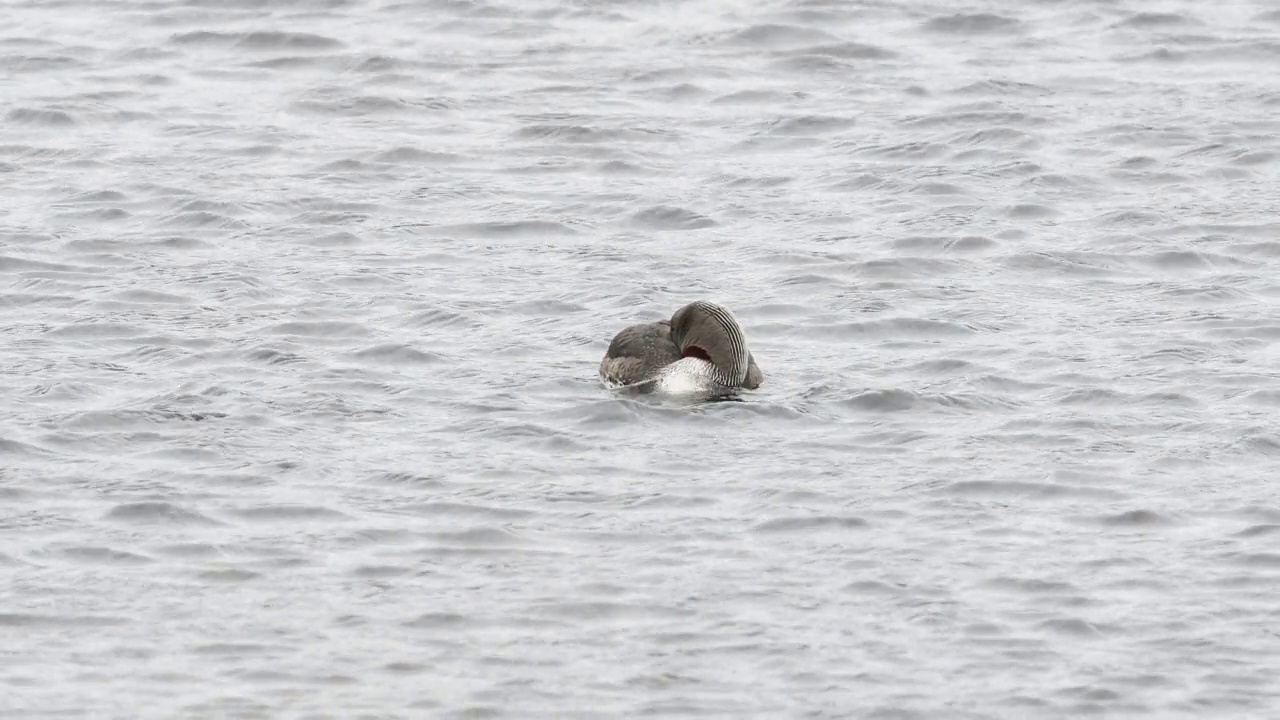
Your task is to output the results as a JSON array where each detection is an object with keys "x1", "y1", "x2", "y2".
[{"x1": 599, "y1": 300, "x2": 763, "y2": 394}]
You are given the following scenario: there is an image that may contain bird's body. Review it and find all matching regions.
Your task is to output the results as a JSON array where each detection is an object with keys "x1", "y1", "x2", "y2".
[{"x1": 599, "y1": 301, "x2": 762, "y2": 395}]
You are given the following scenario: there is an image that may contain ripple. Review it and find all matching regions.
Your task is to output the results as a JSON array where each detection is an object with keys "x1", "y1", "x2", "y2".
[
  {"x1": 350, "y1": 343, "x2": 447, "y2": 365},
  {"x1": 105, "y1": 502, "x2": 222, "y2": 526},
  {"x1": 514, "y1": 124, "x2": 670, "y2": 144},
  {"x1": 762, "y1": 115, "x2": 856, "y2": 136},
  {"x1": 857, "y1": 141, "x2": 948, "y2": 160},
  {"x1": 1093, "y1": 509, "x2": 1173, "y2": 527},
  {"x1": 904, "y1": 110, "x2": 1048, "y2": 129},
  {"x1": 351, "y1": 564, "x2": 410, "y2": 578},
  {"x1": 0, "y1": 437, "x2": 52, "y2": 456},
  {"x1": 533, "y1": 601, "x2": 692, "y2": 622},
  {"x1": 1038, "y1": 618, "x2": 1106, "y2": 638},
  {"x1": 228, "y1": 505, "x2": 351, "y2": 522},
  {"x1": 61, "y1": 546, "x2": 155, "y2": 565},
  {"x1": 1235, "y1": 524, "x2": 1280, "y2": 538},
  {"x1": 953, "y1": 79, "x2": 1052, "y2": 96},
  {"x1": 49, "y1": 323, "x2": 144, "y2": 338},
  {"x1": 923, "y1": 13, "x2": 1022, "y2": 35},
  {"x1": 373, "y1": 146, "x2": 461, "y2": 164},
  {"x1": 1003, "y1": 251, "x2": 1124, "y2": 276},
  {"x1": 725, "y1": 24, "x2": 839, "y2": 48},
  {"x1": 6, "y1": 107, "x2": 76, "y2": 126},
  {"x1": 430, "y1": 220, "x2": 578, "y2": 237},
  {"x1": 0, "y1": 613, "x2": 128, "y2": 628},
  {"x1": 0, "y1": 53, "x2": 85, "y2": 73},
  {"x1": 109, "y1": 289, "x2": 194, "y2": 305},
  {"x1": 170, "y1": 31, "x2": 343, "y2": 50},
  {"x1": 247, "y1": 56, "x2": 335, "y2": 70},
  {"x1": 1116, "y1": 12, "x2": 1197, "y2": 29},
  {"x1": 711, "y1": 89, "x2": 796, "y2": 105},
  {"x1": 367, "y1": 472, "x2": 447, "y2": 489},
  {"x1": 942, "y1": 481, "x2": 1126, "y2": 500},
  {"x1": 403, "y1": 612, "x2": 472, "y2": 628},
  {"x1": 504, "y1": 299, "x2": 586, "y2": 315},
  {"x1": 752, "y1": 515, "x2": 868, "y2": 533},
  {"x1": 629, "y1": 205, "x2": 716, "y2": 230},
  {"x1": 800, "y1": 42, "x2": 896, "y2": 60},
  {"x1": 808, "y1": 318, "x2": 976, "y2": 339},
  {"x1": 198, "y1": 568, "x2": 261, "y2": 583},
  {"x1": 245, "y1": 346, "x2": 307, "y2": 365},
  {"x1": 265, "y1": 321, "x2": 371, "y2": 337},
  {"x1": 193, "y1": 643, "x2": 277, "y2": 656},
  {"x1": 985, "y1": 577, "x2": 1077, "y2": 594},
  {"x1": 424, "y1": 526, "x2": 524, "y2": 547},
  {"x1": 154, "y1": 543, "x2": 221, "y2": 558},
  {"x1": 399, "y1": 502, "x2": 532, "y2": 519},
  {"x1": 160, "y1": 211, "x2": 247, "y2": 229},
  {"x1": 597, "y1": 159, "x2": 651, "y2": 174},
  {"x1": 837, "y1": 389, "x2": 1019, "y2": 413},
  {"x1": 292, "y1": 95, "x2": 448, "y2": 116}
]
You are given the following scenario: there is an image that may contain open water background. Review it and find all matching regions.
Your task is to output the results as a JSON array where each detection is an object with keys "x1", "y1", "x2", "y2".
[{"x1": 3, "y1": 0, "x2": 1280, "y2": 717}]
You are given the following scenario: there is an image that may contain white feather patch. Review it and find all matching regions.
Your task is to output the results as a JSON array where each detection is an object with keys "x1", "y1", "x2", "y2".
[{"x1": 653, "y1": 357, "x2": 718, "y2": 395}]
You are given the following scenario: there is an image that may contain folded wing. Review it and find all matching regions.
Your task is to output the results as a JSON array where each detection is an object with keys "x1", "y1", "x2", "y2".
[{"x1": 599, "y1": 320, "x2": 681, "y2": 387}]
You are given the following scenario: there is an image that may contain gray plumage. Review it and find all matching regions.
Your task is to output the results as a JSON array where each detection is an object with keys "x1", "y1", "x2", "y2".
[{"x1": 599, "y1": 300, "x2": 763, "y2": 392}]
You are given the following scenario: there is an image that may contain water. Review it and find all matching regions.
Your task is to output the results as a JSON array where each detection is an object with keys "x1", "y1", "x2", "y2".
[{"x1": 3, "y1": 0, "x2": 1280, "y2": 716}]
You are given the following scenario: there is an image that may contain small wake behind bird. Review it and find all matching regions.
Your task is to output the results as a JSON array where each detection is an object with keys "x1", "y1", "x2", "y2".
[{"x1": 599, "y1": 300, "x2": 763, "y2": 397}]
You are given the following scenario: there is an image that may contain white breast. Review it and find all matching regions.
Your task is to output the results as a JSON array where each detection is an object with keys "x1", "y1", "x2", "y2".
[{"x1": 653, "y1": 357, "x2": 719, "y2": 395}]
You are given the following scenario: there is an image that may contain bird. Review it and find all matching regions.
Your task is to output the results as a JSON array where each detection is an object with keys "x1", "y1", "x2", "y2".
[{"x1": 599, "y1": 300, "x2": 763, "y2": 395}]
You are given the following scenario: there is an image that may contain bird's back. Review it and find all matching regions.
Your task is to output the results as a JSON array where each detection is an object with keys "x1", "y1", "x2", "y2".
[{"x1": 599, "y1": 320, "x2": 681, "y2": 388}]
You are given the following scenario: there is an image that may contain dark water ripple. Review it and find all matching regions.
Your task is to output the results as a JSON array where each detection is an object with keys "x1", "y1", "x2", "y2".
[{"x1": 2, "y1": 0, "x2": 1280, "y2": 716}]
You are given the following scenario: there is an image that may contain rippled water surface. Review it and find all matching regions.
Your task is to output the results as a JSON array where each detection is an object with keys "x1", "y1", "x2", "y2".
[{"x1": 4, "y1": 0, "x2": 1280, "y2": 717}]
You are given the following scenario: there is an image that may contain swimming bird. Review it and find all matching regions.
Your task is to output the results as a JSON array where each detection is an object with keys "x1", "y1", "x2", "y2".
[{"x1": 599, "y1": 300, "x2": 763, "y2": 394}]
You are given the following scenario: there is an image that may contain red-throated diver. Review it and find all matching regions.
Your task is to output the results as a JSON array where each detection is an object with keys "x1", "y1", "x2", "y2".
[{"x1": 599, "y1": 300, "x2": 763, "y2": 394}]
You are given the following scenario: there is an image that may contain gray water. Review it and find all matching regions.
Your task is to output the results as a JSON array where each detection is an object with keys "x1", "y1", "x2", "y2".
[{"x1": 4, "y1": 0, "x2": 1280, "y2": 717}]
